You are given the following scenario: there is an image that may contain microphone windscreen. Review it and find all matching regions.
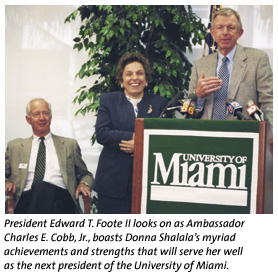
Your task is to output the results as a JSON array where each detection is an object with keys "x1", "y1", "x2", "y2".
[
  {"x1": 188, "y1": 93, "x2": 198, "y2": 102},
  {"x1": 167, "y1": 91, "x2": 185, "y2": 107},
  {"x1": 159, "y1": 91, "x2": 185, "y2": 118},
  {"x1": 225, "y1": 98, "x2": 233, "y2": 106},
  {"x1": 246, "y1": 100, "x2": 254, "y2": 107}
]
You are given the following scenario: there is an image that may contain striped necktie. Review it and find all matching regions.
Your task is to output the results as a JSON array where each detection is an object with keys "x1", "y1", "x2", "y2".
[
  {"x1": 32, "y1": 137, "x2": 46, "y2": 184},
  {"x1": 212, "y1": 56, "x2": 229, "y2": 120}
]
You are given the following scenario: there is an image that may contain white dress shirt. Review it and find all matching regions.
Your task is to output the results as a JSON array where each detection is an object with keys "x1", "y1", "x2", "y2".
[{"x1": 24, "y1": 132, "x2": 66, "y2": 191}]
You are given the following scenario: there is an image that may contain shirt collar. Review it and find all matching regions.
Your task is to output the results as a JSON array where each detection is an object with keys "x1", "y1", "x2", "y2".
[
  {"x1": 218, "y1": 46, "x2": 237, "y2": 63},
  {"x1": 33, "y1": 132, "x2": 52, "y2": 142},
  {"x1": 125, "y1": 94, "x2": 143, "y2": 104}
]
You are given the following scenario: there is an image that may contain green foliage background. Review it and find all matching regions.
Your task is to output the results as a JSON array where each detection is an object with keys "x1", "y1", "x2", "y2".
[{"x1": 65, "y1": 5, "x2": 206, "y2": 142}]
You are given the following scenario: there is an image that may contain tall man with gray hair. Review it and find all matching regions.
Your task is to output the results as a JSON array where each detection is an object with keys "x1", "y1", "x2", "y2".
[
  {"x1": 5, "y1": 98, "x2": 93, "y2": 214},
  {"x1": 188, "y1": 8, "x2": 273, "y2": 130}
]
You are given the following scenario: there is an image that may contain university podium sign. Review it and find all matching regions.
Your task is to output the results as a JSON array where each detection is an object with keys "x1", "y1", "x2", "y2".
[{"x1": 132, "y1": 119, "x2": 266, "y2": 214}]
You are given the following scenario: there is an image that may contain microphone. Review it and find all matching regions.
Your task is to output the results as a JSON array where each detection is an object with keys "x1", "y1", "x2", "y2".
[
  {"x1": 225, "y1": 98, "x2": 247, "y2": 120},
  {"x1": 192, "y1": 98, "x2": 206, "y2": 119},
  {"x1": 160, "y1": 91, "x2": 185, "y2": 118},
  {"x1": 179, "y1": 93, "x2": 198, "y2": 119},
  {"x1": 246, "y1": 100, "x2": 264, "y2": 121}
]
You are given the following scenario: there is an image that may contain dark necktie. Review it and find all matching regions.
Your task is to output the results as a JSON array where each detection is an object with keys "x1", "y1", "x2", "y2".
[
  {"x1": 212, "y1": 56, "x2": 229, "y2": 120},
  {"x1": 33, "y1": 137, "x2": 46, "y2": 184}
]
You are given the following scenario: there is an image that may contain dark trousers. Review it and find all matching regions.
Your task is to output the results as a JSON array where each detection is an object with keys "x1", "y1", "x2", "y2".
[
  {"x1": 14, "y1": 181, "x2": 78, "y2": 214},
  {"x1": 97, "y1": 176, "x2": 133, "y2": 214}
]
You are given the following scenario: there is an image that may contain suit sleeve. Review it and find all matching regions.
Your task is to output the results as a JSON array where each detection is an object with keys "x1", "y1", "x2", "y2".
[
  {"x1": 161, "y1": 96, "x2": 168, "y2": 111},
  {"x1": 188, "y1": 62, "x2": 198, "y2": 96},
  {"x1": 5, "y1": 142, "x2": 11, "y2": 181},
  {"x1": 95, "y1": 94, "x2": 134, "y2": 148},
  {"x1": 256, "y1": 52, "x2": 273, "y2": 131},
  {"x1": 73, "y1": 140, "x2": 94, "y2": 189}
]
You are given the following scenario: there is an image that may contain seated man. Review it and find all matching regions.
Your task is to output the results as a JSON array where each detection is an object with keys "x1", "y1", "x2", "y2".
[{"x1": 5, "y1": 98, "x2": 93, "y2": 214}]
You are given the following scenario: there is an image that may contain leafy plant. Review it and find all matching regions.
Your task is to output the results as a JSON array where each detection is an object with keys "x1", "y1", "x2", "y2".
[{"x1": 65, "y1": 5, "x2": 206, "y2": 144}]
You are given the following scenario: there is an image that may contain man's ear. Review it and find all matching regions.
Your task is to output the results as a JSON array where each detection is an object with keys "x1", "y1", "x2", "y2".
[
  {"x1": 210, "y1": 28, "x2": 215, "y2": 39},
  {"x1": 25, "y1": 116, "x2": 31, "y2": 125},
  {"x1": 238, "y1": 29, "x2": 244, "y2": 38}
]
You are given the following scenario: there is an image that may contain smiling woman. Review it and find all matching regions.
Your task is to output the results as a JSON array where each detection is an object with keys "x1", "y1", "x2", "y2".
[
  {"x1": 92, "y1": 52, "x2": 168, "y2": 214},
  {"x1": 116, "y1": 53, "x2": 151, "y2": 100},
  {"x1": 121, "y1": 62, "x2": 147, "y2": 99}
]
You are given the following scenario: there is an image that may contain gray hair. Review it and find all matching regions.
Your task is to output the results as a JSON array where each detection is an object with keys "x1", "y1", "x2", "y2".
[
  {"x1": 211, "y1": 8, "x2": 243, "y2": 32},
  {"x1": 26, "y1": 98, "x2": 52, "y2": 117}
]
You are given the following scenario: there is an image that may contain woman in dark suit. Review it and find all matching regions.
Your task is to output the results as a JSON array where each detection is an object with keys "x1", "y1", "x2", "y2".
[{"x1": 93, "y1": 52, "x2": 168, "y2": 214}]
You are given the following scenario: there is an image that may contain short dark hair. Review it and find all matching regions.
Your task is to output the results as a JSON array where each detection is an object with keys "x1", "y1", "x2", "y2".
[{"x1": 115, "y1": 52, "x2": 151, "y2": 83}]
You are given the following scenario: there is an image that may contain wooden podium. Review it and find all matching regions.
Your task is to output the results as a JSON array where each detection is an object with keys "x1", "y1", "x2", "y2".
[{"x1": 132, "y1": 118, "x2": 269, "y2": 214}]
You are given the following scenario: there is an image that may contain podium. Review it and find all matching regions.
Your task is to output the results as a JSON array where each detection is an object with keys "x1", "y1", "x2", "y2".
[{"x1": 132, "y1": 118, "x2": 269, "y2": 214}]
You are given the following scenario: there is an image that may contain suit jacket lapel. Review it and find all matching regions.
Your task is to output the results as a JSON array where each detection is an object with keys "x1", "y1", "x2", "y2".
[
  {"x1": 229, "y1": 44, "x2": 247, "y2": 100},
  {"x1": 121, "y1": 92, "x2": 136, "y2": 119},
  {"x1": 204, "y1": 54, "x2": 218, "y2": 119},
  {"x1": 19, "y1": 137, "x2": 32, "y2": 189},
  {"x1": 137, "y1": 93, "x2": 150, "y2": 118},
  {"x1": 52, "y1": 134, "x2": 68, "y2": 187},
  {"x1": 119, "y1": 93, "x2": 137, "y2": 131},
  {"x1": 206, "y1": 53, "x2": 218, "y2": 77}
]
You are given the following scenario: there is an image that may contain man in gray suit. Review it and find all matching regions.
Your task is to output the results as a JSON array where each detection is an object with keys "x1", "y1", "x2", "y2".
[
  {"x1": 188, "y1": 8, "x2": 273, "y2": 130},
  {"x1": 5, "y1": 98, "x2": 93, "y2": 214}
]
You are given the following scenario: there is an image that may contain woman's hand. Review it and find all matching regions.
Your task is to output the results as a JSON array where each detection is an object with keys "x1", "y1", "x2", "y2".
[{"x1": 119, "y1": 134, "x2": 135, "y2": 153}]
